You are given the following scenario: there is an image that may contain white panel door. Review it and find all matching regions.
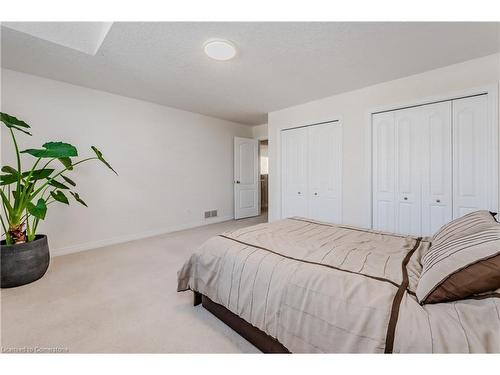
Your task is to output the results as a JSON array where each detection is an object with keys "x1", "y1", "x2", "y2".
[
  {"x1": 372, "y1": 112, "x2": 396, "y2": 232},
  {"x1": 308, "y1": 122, "x2": 342, "y2": 223},
  {"x1": 281, "y1": 127, "x2": 309, "y2": 218},
  {"x1": 452, "y1": 95, "x2": 489, "y2": 218},
  {"x1": 420, "y1": 101, "x2": 452, "y2": 236},
  {"x1": 234, "y1": 137, "x2": 259, "y2": 219},
  {"x1": 394, "y1": 107, "x2": 422, "y2": 236}
]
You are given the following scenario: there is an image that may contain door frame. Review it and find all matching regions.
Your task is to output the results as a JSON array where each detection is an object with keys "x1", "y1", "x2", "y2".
[
  {"x1": 234, "y1": 136, "x2": 259, "y2": 220},
  {"x1": 365, "y1": 83, "x2": 499, "y2": 230},
  {"x1": 279, "y1": 119, "x2": 343, "y2": 222},
  {"x1": 257, "y1": 137, "x2": 269, "y2": 216}
]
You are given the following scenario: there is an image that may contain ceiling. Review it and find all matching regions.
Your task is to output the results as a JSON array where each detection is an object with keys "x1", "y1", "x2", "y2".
[
  {"x1": 3, "y1": 22, "x2": 113, "y2": 55},
  {"x1": 1, "y1": 22, "x2": 499, "y2": 125}
]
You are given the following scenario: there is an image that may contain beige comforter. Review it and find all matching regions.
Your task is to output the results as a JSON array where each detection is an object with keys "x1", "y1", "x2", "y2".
[{"x1": 177, "y1": 218, "x2": 500, "y2": 353}]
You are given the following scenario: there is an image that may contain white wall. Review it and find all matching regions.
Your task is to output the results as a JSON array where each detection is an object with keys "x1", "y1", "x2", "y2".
[
  {"x1": 268, "y1": 53, "x2": 500, "y2": 227},
  {"x1": 1, "y1": 69, "x2": 252, "y2": 255},
  {"x1": 252, "y1": 123, "x2": 268, "y2": 139}
]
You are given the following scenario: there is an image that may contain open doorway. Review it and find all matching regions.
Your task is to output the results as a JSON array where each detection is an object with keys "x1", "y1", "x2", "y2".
[{"x1": 259, "y1": 140, "x2": 268, "y2": 216}]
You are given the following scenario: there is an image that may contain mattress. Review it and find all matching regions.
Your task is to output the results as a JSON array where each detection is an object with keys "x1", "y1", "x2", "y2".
[{"x1": 177, "y1": 218, "x2": 500, "y2": 353}]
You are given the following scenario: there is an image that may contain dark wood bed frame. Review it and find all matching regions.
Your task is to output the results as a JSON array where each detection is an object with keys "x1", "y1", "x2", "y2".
[{"x1": 193, "y1": 291, "x2": 290, "y2": 353}]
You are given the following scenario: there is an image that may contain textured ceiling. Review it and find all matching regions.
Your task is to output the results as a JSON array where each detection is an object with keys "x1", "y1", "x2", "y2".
[
  {"x1": 3, "y1": 22, "x2": 113, "y2": 55},
  {"x1": 2, "y1": 22, "x2": 499, "y2": 125}
]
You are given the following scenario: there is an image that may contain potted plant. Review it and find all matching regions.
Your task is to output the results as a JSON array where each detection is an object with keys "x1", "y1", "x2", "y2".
[{"x1": 0, "y1": 113, "x2": 117, "y2": 288}]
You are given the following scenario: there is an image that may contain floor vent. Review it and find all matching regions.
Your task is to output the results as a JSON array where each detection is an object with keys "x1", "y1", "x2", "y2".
[{"x1": 204, "y1": 210, "x2": 218, "y2": 218}]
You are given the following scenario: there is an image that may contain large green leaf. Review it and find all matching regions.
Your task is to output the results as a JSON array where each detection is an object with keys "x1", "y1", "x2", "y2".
[
  {"x1": 58, "y1": 157, "x2": 73, "y2": 170},
  {"x1": 0, "y1": 174, "x2": 19, "y2": 185},
  {"x1": 91, "y1": 146, "x2": 117, "y2": 175},
  {"x1": 22, "y1": 168, "x2": 54, "y2": 181},
  {"x1": 50, "y1": 190, "x2": 69, "y2": 205},
  {"x1": 1, "y1": 166, "x2": 19, "y2": 175},
  {"x1": 0, "y1": 177, "x2": 16, "y2": 186},
  {"x1": 0, "y1": 166, "x2": 20, "y2": 185},
  {"x1": 0, "y1": 112, "x2": 32, "y2": 135},
  {"x1": 48, "y1": 180, "x2": 69, "y2": 190},
  {"x1": 27, "y1": 198, "x2": 47, "y2": 220},
  {"x1": 1, "y1": 167, "x2": 53, "y2": 186},
  {"x1": 21, "y1": 142, "x2": 78, "y2": 158},
  {"x1": 0, "y1": 113, "x2": 29, "y2": 128},
  {"x1": 70, "y1": 191, "x2": 88, "y2": 207}
]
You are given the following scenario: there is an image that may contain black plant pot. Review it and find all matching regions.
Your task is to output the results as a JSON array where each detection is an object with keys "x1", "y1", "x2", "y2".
[{"x1": 1, "y1": 235, "x2": 50, "y2": 288}]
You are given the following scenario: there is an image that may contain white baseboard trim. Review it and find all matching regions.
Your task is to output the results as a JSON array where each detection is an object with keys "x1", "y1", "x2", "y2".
[{"x1": 51, "y1": 215, "x2": 234, "y2": 257}]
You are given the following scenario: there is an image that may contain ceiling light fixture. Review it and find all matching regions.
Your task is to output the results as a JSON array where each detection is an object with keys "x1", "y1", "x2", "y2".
[{"x1": 204, "y1": 39, "x2": 237, "y2": 61}]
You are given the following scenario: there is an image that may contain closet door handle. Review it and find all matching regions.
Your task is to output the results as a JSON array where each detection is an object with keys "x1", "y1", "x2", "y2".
[
  {"x1": 298, "y1": 191, "x2": 301, "y2": 195},
  {"x1": 436, "y1": 199, "x2": 441, "y2": 203},
  {"x1": 314, "y1": 192, "x2": 318, "y2": 196},
  {"x1": 403, "y1": 197, "x2": 408, "y2": 201}
]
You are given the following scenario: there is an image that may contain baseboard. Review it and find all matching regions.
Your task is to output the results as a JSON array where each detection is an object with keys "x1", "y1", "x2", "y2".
[{"x1": 51, "y1": 215, "x2": 234, "y2": 257}]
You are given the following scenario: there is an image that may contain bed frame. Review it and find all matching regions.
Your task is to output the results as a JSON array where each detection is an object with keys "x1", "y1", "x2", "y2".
[{"x1": 193, "y1": 291, "x2": 290, "y2": 353}]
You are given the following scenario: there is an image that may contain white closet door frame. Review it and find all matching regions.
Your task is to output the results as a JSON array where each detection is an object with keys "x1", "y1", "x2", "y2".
[
  {"x1": 280, "y1": 119, "x2": 343, "y2": 222},
  {"x1": 365, "y1": 84, "x2": 498, "y2": 230}
]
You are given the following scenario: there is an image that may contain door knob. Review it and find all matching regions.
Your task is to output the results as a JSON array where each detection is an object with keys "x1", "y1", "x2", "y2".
[
  {"x1": 436, "y1": 199, "x2": 441, "y2": 203},
  {"x1": 314, "y1": 192, "x2": 318, "y2": 196},
  {"x1": 236, "y1": 181, "x2": 240, "y2": 184},
  {"x1": 298, "y1": 191, "x2": 301, "y2": 195},
  {"x1": 403, "y1": 197, "x2": 408, "y2": 200}
]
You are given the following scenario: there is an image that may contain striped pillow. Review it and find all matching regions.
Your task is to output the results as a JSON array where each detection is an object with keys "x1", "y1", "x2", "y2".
[{"x1": 416, "y1": 210, "x2": 500, "y2": 304}]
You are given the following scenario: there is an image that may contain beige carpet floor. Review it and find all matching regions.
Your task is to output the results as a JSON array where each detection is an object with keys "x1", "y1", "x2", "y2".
[{"x1": 1, "y1": 216, "x2": 267, "y2": 353}]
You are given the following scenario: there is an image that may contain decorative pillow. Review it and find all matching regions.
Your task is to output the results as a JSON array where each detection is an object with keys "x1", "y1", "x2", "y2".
[{"x1": 416, "y1": 210, "x2": 500, "y2": 304}]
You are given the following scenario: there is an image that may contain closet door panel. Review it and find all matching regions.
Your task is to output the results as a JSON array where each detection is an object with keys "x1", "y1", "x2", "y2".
[
  {"x1": 395, "y1": 108, "x2": 421, "y2": 236},
  {"x1": 372, "y1": 94, "x2": 496, "y2": 236},
  {"x1": 308, "y1": 122, "x2": 342, "y2": 223},
  {"x1": 372, "y1": 112, "x2": 396, "y2": 232},
  {"x1": 421, "y1": 101, "x2": 452, "y2": 236},
  {"x1": 281, "y1": 128, "x2": 309, "y2": 218},
  {"x1": 453, "y1": 95, "x2": 489, "y2": 218}
]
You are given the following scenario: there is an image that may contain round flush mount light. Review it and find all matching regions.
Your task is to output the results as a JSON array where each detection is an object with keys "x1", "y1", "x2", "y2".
[{"x1": 204, "y1": 39, "x2": 237, "y2": 61}]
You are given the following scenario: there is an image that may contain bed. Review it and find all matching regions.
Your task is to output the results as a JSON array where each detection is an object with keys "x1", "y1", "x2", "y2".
[{"x1": 177, "y1": 217, "x2": 500, "y2": 353}]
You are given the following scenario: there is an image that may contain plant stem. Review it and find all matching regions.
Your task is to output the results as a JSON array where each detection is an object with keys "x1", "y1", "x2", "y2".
[
  {"x1": 41, "y1": 158, "x2": 55, "y2": 170},
  {"x1": 13, "y1": 158, "x2": 42, "y2": 217},
  {"x1": 20, "y1": 157, "x2": 41, "y2": 195},
  {"x1": 0, "y1": 189, "x2": 13, "y2": 218},
  {"x1": 0, "y1": 213, "x2": 7, "y2": 235},
  {"x1": 9, "y1": 128, "x2": 22, "y2": 193},
  {"x1": 32, "y1": 217, "x2": 40, "y2": 235},
  {"x1": 25, "y1": 209, "x2": 32, "y2": 241}
]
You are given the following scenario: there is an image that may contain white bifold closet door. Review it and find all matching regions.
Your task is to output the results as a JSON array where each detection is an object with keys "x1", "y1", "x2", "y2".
[
  {"x1": 373, "y1": 101, "x2": 452, "y2": 236},
  {"x1": 394, "y1": 106, "x2": 423, "y2": 236},
  {"x1": 420, "y1": 101, "x2": 452, "y2": 236},
  {"x1": 281, "y1": 127, "x2": 309, "y2": 218},
  {"x1": 452, "y1": 95, "x2": 490, "y2": 218},
  {"x1": 281, "y1": 121, "x2": 342, "y2": 223},
  {"x1": 372, "y1": 112, "x2": 396, "y2": 233},
  {"x1": 308, "y1": 123, "x2": 342, "y2": 223},
  {"x1": 373, "y1": 94, "x2": 495, "y2": 237}
]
